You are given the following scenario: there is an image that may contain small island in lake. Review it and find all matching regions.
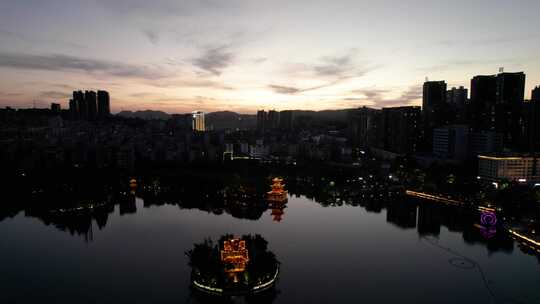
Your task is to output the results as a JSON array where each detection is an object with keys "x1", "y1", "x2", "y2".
[{"x1": 186, "y1": 234, "x2": 280, "y2": 295}]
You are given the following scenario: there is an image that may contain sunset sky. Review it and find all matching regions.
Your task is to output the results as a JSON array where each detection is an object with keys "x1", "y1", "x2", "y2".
[{"x1": 1, "y1": 0, "x2": 540, "y2": 113}]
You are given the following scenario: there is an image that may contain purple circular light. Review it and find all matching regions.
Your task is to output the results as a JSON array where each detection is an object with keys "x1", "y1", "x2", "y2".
[{"x1": 480, "y1": 211, "x2": 497, "y2": 227}]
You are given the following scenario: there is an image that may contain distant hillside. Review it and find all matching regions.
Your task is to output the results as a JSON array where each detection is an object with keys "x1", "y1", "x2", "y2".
[
  {"x1": 116, "y1": 110, "x2": 171, "y2": 120},
  {"x1": 114, "y1": 108, "x2": 354, "y2": 128},
  {"x1": 291, "y1": 109, "x2": 351, "y2": 122},
  {"x1": 206, "y1": 111, "x2": 256, "y2": 130}
]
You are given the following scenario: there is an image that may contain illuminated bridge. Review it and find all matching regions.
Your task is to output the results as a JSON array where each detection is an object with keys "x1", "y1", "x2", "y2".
[{"x1": 405, "y1": 190, "x2": 464, "y2": 207}]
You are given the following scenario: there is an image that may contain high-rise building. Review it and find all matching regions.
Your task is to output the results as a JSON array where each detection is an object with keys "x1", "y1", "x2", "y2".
[
  {"x1": 382, "y1": 106, "x2": 421, "y2": 154},
  {"x1": 422, "y1": 80, "x2": 450, "y2": 150},
  {"x1": 257, "y1": 110, "x2": 267, "y2": 132},
  {"x1": 495, "y1": 72, "x2": 526, "y2": 149},
  {"x1": 73, "y1": 90, "x2": 86, "y2": 120},
  {"x1": 85, "y1": 90, "x2": 97, "y2": 121},
  {"x1": 496, "y1": 72, "x2": 525, "y2": 105},
  {"x1": 433, "y1": 125, "x2": 469, "y2": 160},
  {"x1": 524, "y1": 100, "x2": 540, "y2": 152},
  {"x1": 68, "y1": 98, "x2": 78, "y2": 120},
  {"x1": 470, "y1": 75, "x2": 497, "y2": 131},
  {"x1": 267, "y1": 110, "x2": 279, "y2": 130},
  {"x1": 531, "y1": 86, "x2": 540, "y2": 101},
  {"x1": 470, "y1": 72, "x2": 526, "y2": 149},
  {"x1": 50, "y1": 103, "x2": 61, "y2": 113},
  {"x1": 470, "y1": 131, "x2": 503, "y2": 155},
  {"x1": 446, "y1": 86, "x2": 467, "y2": 108},
  {"x1": 97, "y1": 90, "x2": 110, "y2": 119},
  {"x1": 423, "y1": 81, "x2": 447, "y2": 110},
  {"x1": 192, "y1": 111, "x2": 205, "y2": 131},
  {"x1": 168, "y1": 114, "x2": 193, "y2": 132},
  {"x1": 279, "y1": 110, "x2": 293, "y2": 130},
  {"x1": 446, "y1": 86, "x2": 468, "y2": 123},
  {"x1": 348, "y1": 107, "x2": 382, "y2": 148}
]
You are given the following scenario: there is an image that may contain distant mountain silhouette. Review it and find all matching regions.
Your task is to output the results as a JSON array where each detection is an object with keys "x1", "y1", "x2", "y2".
[
  {"x1": 115, "y1": 109, "x2": 352, "y2": 129},
  {"x1": 290, "y1": 109, "x2": 350, "y2": 122},
  {"x1": 206, "y1": 111, "x2": 256, "y2": 130},
  {"x1": 116, "y1": 110, "x2": 171, "y2": 120}
]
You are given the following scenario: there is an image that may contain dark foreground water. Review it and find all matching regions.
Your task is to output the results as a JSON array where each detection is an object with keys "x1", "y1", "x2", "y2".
[{"x1": 1, "y1": 195, "x2": 539, "y2": 304}]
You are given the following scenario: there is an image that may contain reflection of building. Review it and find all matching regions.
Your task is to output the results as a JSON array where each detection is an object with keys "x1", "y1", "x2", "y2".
[
  {"x1": 478, "y1": 154, "x2": 540, "y2": 183},
  {"x1": 417, "y1": 203, "x2": 441, "y2": 236},
  {"x1": 129, "y1": 178, "x2": 137, "y2": 194},
  {"x1": 271, "y1": 207, "x2": 284, "y2": 222},
  {"x1": 386, "y1": 202, "x2": 417, "y2": 229},
  {"x1": 270, "y1": 200, "x2": 287, "y2": 222},
  {"x1": 192, "y1": 111, "x2": 205, "y2": 131},
  {"x1": 221, "y1": 238, "x2": 249, "y2": 282},
  {"x1": 267, "y1": 178, "x2": 288, "y2": 202}
]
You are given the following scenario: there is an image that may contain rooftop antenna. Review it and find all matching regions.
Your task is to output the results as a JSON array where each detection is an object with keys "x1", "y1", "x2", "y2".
[{"x1": 499, "y1": 67, "x2": 504, "y2": 73}]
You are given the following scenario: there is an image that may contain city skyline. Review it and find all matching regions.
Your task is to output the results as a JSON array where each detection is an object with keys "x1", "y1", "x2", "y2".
[{"x1": 1, "y1": 1, "x2": 540, "y2": 113}]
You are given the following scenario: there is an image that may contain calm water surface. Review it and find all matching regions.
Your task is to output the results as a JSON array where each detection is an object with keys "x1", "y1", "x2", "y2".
[{"x1": 1, "y1": 195, "x2": 539, "y2": 303}]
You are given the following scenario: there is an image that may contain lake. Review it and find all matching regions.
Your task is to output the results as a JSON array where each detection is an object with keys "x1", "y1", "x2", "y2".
[{"x1": 0, "y1": 190, "x2": 539, "y2": 303}]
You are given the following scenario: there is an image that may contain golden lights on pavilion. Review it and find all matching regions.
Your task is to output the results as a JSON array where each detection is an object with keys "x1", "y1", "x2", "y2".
[
  {"x1": 267, "y1": 177, "x2": 288, "y2": 222},
  {"x1": 220, "y1": 238, "x2": 249, "y2": 283},
  {"x1": 267, "y1": 177, "x2": 288, "y2": 202}
]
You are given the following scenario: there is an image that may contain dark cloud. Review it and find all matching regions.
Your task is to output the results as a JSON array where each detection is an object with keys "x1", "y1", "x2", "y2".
[
  {"x1": 311, "y1": 49, "x2": 379, "y2": 79},
  {"x1": 98, "y1": 0, "x2": 235, "y2": 18},
  {"x1": 438, "y1": 34, "x2": 540, "y2": 47},
  {"x1": 130, "y1": 92, "x2": 156, "y2": 98},
  {"x1": 0, "y1": 29, "x2": 86, "y2": 49},
  {"x1": 142, "y1": 29, "x2": 159, "y2": 45},
  {"x1": 372, "y1": 85, "x2": 422, "y2": 108},
  {"x1": 398, "y1": 85, "x2": 422, "y2": 103},
  {"x1": 0, "y1": 52, "x2": 168, "y2": 79},
  {"x1": 271, "y1": 50, "x2": 380, "y2": 95},
  {"x1": 40, "y1": 91, "x2": 71, "y2": 99},
  {"x1": 0, "y1": 92, "x2": 23, "y2": 97},
  {"x1": 268, "y1": 85, "x2": 301, "y2": 94},
  {"x1": 350, "y1": 88, "x2": 390, "y2": 100},
  {"x1": 314, "y1": 53, "x2": 354, "y2": 77},
  {"x1": 340, "y1": 86, "x2": 422, "y2": 108},
  {"x1": 151, "y1": 79, "x2": 234, "y2": 90},
  {"x1": 253, "y1": 57, "x2": 267, "y2": 64},
  {"x1": 192, "y1": 46, "x2": 233, "y2": 76},
  {"x1": 52, "y1": 84, "x2": 73, "y2": 89},
  {"x1": 269, "y1": 77, "x2": 351, "y2": 95}
]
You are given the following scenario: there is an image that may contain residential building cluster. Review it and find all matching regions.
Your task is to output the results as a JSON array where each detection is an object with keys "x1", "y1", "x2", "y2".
[
  {"x1": 69, "y1": 90, "x2": 110, "y2": 120},
  {"x1": 2, "y1": 75, "x2": 540, "y2": 184},
  {"x1": 348, "y1": 71, "x2": 540, "y2": 183}
]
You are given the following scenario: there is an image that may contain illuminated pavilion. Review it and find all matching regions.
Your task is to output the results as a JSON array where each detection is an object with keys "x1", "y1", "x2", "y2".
[
  {"x1": 267, "y1": 177, "x2": 288, "y2": 202},
  {"x1": 220, "y1": 238, "x2": 249, "y2": 282}
]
